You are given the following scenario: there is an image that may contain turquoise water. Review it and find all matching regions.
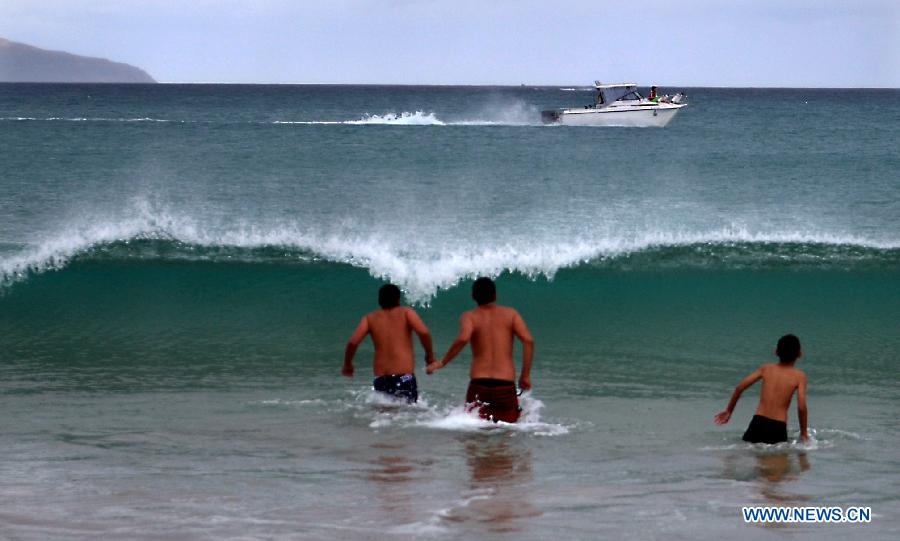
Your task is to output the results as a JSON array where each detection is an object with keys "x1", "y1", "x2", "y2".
[{"x1": 1, "y1": 84, "x2": 898, "y2": 539}]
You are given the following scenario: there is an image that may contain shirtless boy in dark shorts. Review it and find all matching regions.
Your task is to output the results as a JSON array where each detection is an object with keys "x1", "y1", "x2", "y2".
[
  {"x1": 427, "y1": 277, "x2": 534, "y2": 423},
  {"x1": 715, "y1": 334, "x2": 809, "y2": 443},
  {"x1": 342, "y1": 284, "x2": 435, "y2": 403}
]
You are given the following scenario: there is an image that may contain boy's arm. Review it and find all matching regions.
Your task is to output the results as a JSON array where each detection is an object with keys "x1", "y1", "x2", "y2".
[
  {"x1": 512, "y1": 311, "x2": 535, "y2": 391},
  {"x1": 343, "y1": 316, "x2": 370, "y2": 377},
  {"x1": 405, "y1": 308, "x2": 435, "y2": 364},
  {"x1": 797, "y1": 373, "x2": 809, "y2": 441},
  {"x1": 714, "y1": 366, "x2": 763, "y2": 424},
  {"x1": 428, "y1": 313, "x2": 473, "y2": 374}
]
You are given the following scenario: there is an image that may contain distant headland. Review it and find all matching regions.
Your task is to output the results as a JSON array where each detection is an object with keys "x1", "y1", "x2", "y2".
[{"x1": 0, "y1": 38, "x2": 155, "y2": 83}]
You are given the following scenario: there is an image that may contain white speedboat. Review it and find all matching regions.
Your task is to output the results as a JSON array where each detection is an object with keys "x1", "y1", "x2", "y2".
[{"x1": 542, "y1": 82, "x2": 686, "y2": 127}]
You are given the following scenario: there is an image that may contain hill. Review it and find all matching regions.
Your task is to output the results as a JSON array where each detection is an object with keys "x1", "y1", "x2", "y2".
[{"x1": 0, "y1": 38, "x2": 155, "y2": 83}]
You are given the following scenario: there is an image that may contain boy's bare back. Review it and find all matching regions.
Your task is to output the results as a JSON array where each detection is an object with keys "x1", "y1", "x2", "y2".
[
  {"x1": 345, "y1": 306, "x2": 430, "y2": 377},
  {"x1": 754, "y1": 363, "x2": 806, "y2": 422},
  {"x1": 427, "y1": 277, "x2": 534, "y2": 400},
  {"x1": 715, "y1": 334, "x2": 809, "y2": 442},
  {"x1": 366, "y1": 307, "x2": 418, "y2": 376},
  {"x1": 463, "y1": 304, "x2": 532, "y2": 381}
]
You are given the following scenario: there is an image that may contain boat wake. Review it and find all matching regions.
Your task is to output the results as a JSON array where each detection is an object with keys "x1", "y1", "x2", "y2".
[
  {"x1": 274, "y1": 111, "x2": 448, "y2": 126},
  {"x1": 0, "y1": 103, "x2": 544, "y2": 127},
  {"x1": 275, "y1": 106, "x2": 542, "y2": 126},
  {"x1": 1, "y1": 116, "x2": 190, "y2": 123}
]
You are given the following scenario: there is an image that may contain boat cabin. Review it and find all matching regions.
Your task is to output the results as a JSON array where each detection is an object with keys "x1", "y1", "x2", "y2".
[{"x1": 594, "y1": 82, "x2": 641, "y2": 107}]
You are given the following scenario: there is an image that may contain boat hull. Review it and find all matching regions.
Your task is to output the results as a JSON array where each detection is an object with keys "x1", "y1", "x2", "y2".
[{"x1": 545, "y1": 104, "x2": 685, "y2": 127}]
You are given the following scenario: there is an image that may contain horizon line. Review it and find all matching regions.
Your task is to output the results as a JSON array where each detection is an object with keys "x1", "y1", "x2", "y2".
[
  {"x1": 2, "y1": 81, "x2": 898, "y2": 90},
  {"x1": 157, "y1": 82, "x2": 900, "y2": 90}
]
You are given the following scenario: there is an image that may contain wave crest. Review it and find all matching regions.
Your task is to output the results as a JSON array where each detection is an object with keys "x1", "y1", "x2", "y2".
[{"x1": 2, "y1": 206, "x2": 897, "y2": 303}]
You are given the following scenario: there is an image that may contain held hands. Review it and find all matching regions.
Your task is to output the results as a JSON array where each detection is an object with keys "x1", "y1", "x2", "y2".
[
  {"x1": 713, "y1": 410, "x2": 731, "y2": 425},
  {"x1": 426, "y1": 359, "x2": 444, "y2": 375}
]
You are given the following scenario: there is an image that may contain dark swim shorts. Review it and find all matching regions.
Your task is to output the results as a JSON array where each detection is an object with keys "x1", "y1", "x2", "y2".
[
  {"x1": 373, "y1": 373, "x2": 418, "y2": 404},
  {"x1": 742, "y1": 414, "x2": 788, "y2": 444},
  {"x1": 465, "y1": 378, "x2": 521, "y2": 423}
]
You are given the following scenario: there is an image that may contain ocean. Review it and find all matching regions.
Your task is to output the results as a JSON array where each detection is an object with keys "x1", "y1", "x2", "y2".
[{"x1": 0, "y1": 84, "x2": 898, "y2": 540}]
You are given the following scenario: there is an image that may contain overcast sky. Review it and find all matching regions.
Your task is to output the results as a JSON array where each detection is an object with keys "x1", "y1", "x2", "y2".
[{"x1": 1, "y1": 0, "x2": 898, "y2": 86}]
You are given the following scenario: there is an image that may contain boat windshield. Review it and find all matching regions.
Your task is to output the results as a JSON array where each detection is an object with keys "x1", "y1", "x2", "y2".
[{"x1": 617, "y1": 91, "x2": 643, "y2": 101}]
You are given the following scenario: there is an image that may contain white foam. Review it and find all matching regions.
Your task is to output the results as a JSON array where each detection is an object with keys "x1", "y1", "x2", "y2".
[
  {"x1": 1, "y1": 199, "x2": 897, "y2": 302},
  {"x1": 415, "y1": 393, "x2": 570, "y2": 436},
  {"x1": 273, "y1": 103, "x2": 541, "y2": 127},
  {"x1": 342, "y1": 388, "x2": 570, "y2": 435},
  {"x1": 345, "y1": 389, "x2": 434, "y2": 429},
  {"x1": 273, "y1": 111, "x2": 445, "y2": 126},
  {"x1": 348, "y1": 111, "x2": 446, "y2": 125},
  {"x1": 700, "y1": 428, "x2": 850, "y2": 452}
]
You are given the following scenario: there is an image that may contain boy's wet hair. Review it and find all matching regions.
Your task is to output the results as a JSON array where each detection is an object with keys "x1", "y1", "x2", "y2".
[
  {"x1": 378, "y1": 284, "x2": 401, "y2": 309},
  {"x1": 472, "y1": 277, "x2": 497, "y2": 305},
  {"x1": 776, "y1": 334, "x2": 801, "y2": 363}
]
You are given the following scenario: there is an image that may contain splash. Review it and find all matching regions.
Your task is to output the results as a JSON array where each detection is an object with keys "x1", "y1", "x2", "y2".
[
  {"x1": 415, "y1": 393, "x2": 570, "y2": 436},
  {"x1": 345, "y1": 389, "x2": 571, "y2": 435},
  {"x1": 347, "y1": 111, "x2": 446, "y2": 125}
]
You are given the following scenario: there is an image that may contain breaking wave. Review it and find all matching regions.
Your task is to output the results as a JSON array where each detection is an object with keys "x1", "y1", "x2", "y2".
[{"x1": 2, "y1": 204, "x2": 897, "y2": 303}]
